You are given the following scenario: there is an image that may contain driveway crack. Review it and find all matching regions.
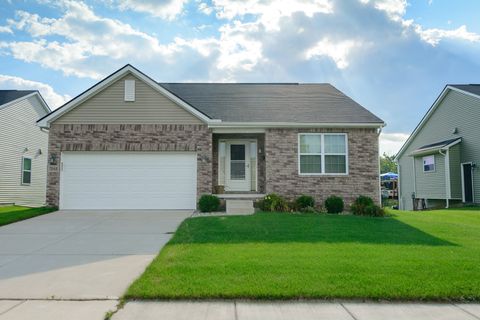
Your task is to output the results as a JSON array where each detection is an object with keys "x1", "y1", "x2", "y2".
[{"x1": 0, "y1": 300, "x2": 26, "y2": 316}]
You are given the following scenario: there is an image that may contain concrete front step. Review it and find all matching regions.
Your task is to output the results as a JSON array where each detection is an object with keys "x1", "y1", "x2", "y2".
[{"x1": 226, "y1": 199, "x2": 255, "y2": 215}]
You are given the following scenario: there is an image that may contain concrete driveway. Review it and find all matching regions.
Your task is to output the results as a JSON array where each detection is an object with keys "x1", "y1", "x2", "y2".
[{"x1": 0, "y1": 210, "x2": 192, "y2": 300}]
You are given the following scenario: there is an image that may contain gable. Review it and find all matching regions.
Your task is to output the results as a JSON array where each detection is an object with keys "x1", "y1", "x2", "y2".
[
  {"x1": 398, "y1": 90, "x2": 480, "y2": 160},
  {"x1": 54, "y1": 73, "x2": 203, "y2": 125}
]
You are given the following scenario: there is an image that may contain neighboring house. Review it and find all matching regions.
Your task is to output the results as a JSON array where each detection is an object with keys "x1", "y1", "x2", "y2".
[
  {"x1": 0, "y1": 90, "x2": 50, "y2": 207},
  {"x1": 37, "y1": 65, "x2": 384, "y2": 210},
  {"x1": 396, "y1": 85, "x2": 480, "y2": 210}
]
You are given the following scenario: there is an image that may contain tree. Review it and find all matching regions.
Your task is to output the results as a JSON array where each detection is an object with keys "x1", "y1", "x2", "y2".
[{"x1": 380, "y1": 153, "x2": 397, "y2": 174}]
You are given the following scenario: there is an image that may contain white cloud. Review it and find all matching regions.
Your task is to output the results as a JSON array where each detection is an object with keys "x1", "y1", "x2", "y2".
[
  {"x1": 379, "y1": 132, "x2": 409, "y2": 156},
  {"x1": 360, "y1": 0, "x2": 407, "y2": 21},
  {"x1": 415, "y1": 25, "x2": 480, "y2": 46},
  {"x1": 0, "y1": 74, "x2": 70, "y2": 109},
  {"x1": 212, "y1": 0, "x2": 333, "y2": 31},
  {"x1": 110, "y1": 0, "x2": 188, "y2": 20},
  {"x1": 305, "y1": 38, "x2": 362, "y2": 69},
  {"x1": 0, "y1": 25, "x2": 12, "y2": 33},
  {"x1": 198, "y1": 2, "x2": 213, "y2": 15}
]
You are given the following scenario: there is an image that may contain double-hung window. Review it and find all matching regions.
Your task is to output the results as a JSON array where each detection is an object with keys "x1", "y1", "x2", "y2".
[
  {"x1": 21, "y1": 157, "x2": 32, "y2": 185},
  {"x1": 299, "y1": 133, "x2": 348, "y2": 175},
  {"x1": 423, "y1": 155, "x2": 435, "y2": 172}
]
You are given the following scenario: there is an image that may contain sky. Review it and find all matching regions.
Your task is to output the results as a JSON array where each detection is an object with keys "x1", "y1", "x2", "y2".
[{"x1": 1, "y1": 0, "x2": 479, "y2": 155}]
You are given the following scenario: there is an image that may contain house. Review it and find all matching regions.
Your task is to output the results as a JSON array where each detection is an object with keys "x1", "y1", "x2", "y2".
[
  {"x1": 0, "y1": 90, "x2": 50, "y2": 207},
  {"x1": 396, "y1": 85, "x2": 480, "y2": 210},
  {"x1": 37, "y1": 65, "x2": 384, "y2": 210}
]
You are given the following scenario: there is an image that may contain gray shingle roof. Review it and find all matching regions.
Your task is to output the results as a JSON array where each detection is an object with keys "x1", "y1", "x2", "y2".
[
  {"x1": 417, "y1": 138, "x2": 462, "y2": 151},
  {"x1": 159, "y1": 83, "x2": 384, "y2": 124},
  {"x1": 0, "y1": 90, "x2": 36, "y2": 106},
  {"x1": 450, "y1": 84, "x2": 480, "y2": 97}
]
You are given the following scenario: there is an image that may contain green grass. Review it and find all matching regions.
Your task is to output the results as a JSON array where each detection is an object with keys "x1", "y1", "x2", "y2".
[
  {"x1": 126, "y1": 209, "x2": 480, "y2": 301},
  {"x1": 0, "y1": 206, "x2": 57, "y2": 227}
]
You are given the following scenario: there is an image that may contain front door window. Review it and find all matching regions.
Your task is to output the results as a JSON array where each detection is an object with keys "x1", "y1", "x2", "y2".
[{"x1": 230, "y1": 144, "x2": 246, "y2": 180}]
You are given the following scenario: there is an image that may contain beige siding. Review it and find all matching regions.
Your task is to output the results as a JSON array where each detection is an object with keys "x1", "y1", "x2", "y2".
[
  {"x1": 398, "y1": 90, "x2": 480, "y2": 209},
  {"x1": 55, "y1": 73, "x2": 203, "y2": 124},
  {"x1": 0, "y1": 96, "x2": 49, "y2": 206}
]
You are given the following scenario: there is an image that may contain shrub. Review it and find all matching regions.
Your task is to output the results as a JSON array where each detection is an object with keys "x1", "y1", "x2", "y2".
[
  {"x1": 364, "y1": 204, "x2": 385, "y2": 217},
  {"x1": 295, "y1": 195, "x2": 315, "y2": 210},
  {"x1": 324, "y1": 196, "x2": 344, "y2": 214},
  {"x1": 198, "y1": 194, "x2": 220, "y2": 212},
  {"x1": 299, "y1": 206, "x2": 317, "y2": 213},
  {"x1": 260, "y1": 193, "x2": 289, "y2": 212},
  {"x1": 350, "y1": 196, "x2": 385, "y2": 217}
]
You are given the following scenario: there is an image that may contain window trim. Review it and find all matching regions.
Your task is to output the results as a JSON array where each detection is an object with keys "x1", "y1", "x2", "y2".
[
  {"x1": 298, "y1": 133, "x2": 349, "y2": 176},
  {"x1": 422, "y1": 155, "x2": 436, "y2": 173},
  {"x1": 21, "y1": 156, "x2": 32, "y2": 185}
]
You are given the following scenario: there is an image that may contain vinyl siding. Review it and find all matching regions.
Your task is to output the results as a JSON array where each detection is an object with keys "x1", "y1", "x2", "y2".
[
  {"x1": 414, "y1": 154, "x2": 446, "y2": 199},
  {"x1": 55, "y1": 73, "x2": 203, "y2": 124},
  {"x1": 398, "y1": 90, "x2": 480, "y2": 210},
  {"x1": 0, "y1": 96, "x2": 49, "y2": 206},
  {"x1": 449, "y1": 144, "x2": 462, "y2": 199}
]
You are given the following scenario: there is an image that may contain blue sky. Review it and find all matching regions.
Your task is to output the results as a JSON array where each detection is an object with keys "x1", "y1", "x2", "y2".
[{"x1": 1, "y1": 0, "x2": 479, "y2": 154}]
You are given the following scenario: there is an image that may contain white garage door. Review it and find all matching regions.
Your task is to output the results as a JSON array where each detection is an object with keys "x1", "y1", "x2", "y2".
[{"x1": 60, "y1": 152, "x2": 197, "y2": 210}]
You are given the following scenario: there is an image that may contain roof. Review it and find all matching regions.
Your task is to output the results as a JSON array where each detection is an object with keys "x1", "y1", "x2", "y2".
[
  {"x1": 449, "y1": 84, "x2": 480, "y2": 97},
  {"x1": 409, "y1": 137, "x2": 462, "y2": 156},
  {"x1": 0, "y1": 90, "x2": 36, "y2": 106},
  {"x1": 38, "y1": 64, "x2": 384, "y2": 128},
  {"x1": 159, "y1": 83, "x2": 384, "y2": 124}
]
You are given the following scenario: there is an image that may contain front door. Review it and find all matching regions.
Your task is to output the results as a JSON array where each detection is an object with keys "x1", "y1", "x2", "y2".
[
  {"x1": 225, "y1": 141, "x2": 251, "y2": 191},
  {"x1": 462, "y1": 163, "x2": 474, "y2": 203}
]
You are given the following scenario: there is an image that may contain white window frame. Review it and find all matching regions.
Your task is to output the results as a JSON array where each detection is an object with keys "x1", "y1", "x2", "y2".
[
  {"x1": 21, "y1": 156, "x2": 32, "y2": 185},
  {"x1": 422, "y1": 155, "x2": 435, "y2": 173},
  {"x1": 298, "y1": 133, "x2": 349, "y2": 176}
]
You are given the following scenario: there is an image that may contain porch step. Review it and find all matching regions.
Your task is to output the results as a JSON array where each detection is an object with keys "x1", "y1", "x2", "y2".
[{"x1": 226, "y1": 199, "x2": 255, "y2": 215}]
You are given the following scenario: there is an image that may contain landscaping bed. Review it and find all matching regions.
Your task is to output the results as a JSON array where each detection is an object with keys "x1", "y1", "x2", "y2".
[
  {"x1": 126, "y1": 208, "x2": 480, "y2": 301},
  {"x1": 0, "y1": 206, "x2": 57, "y2": 227}
]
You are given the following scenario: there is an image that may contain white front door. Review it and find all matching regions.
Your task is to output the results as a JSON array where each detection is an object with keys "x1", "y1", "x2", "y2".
[{"x1": 225, "y1": 141, "x2": 251, "y2": 191}]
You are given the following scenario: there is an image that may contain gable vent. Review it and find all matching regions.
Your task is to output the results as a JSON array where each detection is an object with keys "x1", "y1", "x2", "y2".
[{"x1": 124, "y1": 80, "x2": 135, "y2": 102}]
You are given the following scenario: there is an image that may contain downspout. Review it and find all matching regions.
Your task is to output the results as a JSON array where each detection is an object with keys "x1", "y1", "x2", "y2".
[
  {"x1": 377, "y1": 127, "x2": 382, "y2": 205},
  {"x1": 439, "y1": 149, "x2": 449, "y2": 208},
  {"x1": 397, "y1": 162, "x2": 401, "y2": 209}
]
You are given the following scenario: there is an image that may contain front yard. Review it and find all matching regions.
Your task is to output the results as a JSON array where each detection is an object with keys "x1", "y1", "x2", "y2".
[
  {"x1": 0, "y1": 206, "x2": 57, "y2": 227},
  {"x1": 126, "y1": 208, "x2": 480, "y2": 301}
]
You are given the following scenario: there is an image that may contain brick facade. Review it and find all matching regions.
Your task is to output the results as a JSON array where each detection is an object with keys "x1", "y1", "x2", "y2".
[
  {"x1": 265, "y1": 128, "x2": 380, "y2": 207},
  {"x1": 46, "y1": 124, "x2": 212, "y2": 207},
  {"x1": 46, "y1": 124, "x2": 379, "y2": 209}
]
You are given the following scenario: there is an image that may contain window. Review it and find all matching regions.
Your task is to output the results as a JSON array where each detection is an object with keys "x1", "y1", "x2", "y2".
[
  {"x1": 21, "y1": 157, "x2": 32, "y2": 185},
  {"x1": 423, "y1": 155, "x2": 435, "y2": 172},
  {"x1": 124, "y1": 80, "x2": 135, "y2": 101},
  {"x1": 299, "y1": 133, "x2": 348, "y2": 175}
]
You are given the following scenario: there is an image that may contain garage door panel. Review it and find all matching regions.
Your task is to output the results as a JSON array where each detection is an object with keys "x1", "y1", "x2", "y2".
[{"x1": 60, "y1": 152, "x2": 197, "y2": 210}]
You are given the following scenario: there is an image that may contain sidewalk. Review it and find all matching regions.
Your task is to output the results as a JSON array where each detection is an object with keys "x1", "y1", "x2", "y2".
[{"x1": 112, "y1": 301, "x2": 480, "y2": 320}]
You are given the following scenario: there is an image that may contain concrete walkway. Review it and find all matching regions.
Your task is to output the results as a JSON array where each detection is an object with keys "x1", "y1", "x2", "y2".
[
  {"x1": 0, "y1": 210, "x2": 192, "y2": 319},
  {"x1": 112, "y1": 301, "x2": 480, "y2": 320}
]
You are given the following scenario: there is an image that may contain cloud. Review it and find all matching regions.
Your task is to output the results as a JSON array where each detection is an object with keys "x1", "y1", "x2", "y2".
[
  {"x1": 198, "y1": 2, "x2": 213, "y2": 15},
  {"x1": 379, "y1": 132, "x2": 409, "y2": 156},
  {"x1": 110, "y1": 0, "x2": 188, "y2": 20},
  {"x1": 305, "y1": 38, "x2": 363, "y2": 69},
  {"x1": 0, "y1": 25, "x2": 12, "y2": 33},
  {"x1": 415, "y1": 25, "x2": 480, "y2": 46},
  {"x1": 0, "y1": 74, "x2": 70, "y2": 109}
]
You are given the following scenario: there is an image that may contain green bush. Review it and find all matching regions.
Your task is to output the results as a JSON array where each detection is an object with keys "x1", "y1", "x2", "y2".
[
  {"x1": 364, "y1": 204, "x2": 385, "y2": 217},
  {"x1": 295, "y1": 195, "x2": 315, "y2": 210},
  {"x1": 324, "y1": 196, "x2": 344, "y2": 214},
  {"x1": 198, "y1": 194, "x2": 220, "y2": 212},
  {"x1": 260, "y1": 193, "x2": 289, "y2": 212},
  {"x1": 350, "y1": 196, "x2": 385, "y2": 217}
]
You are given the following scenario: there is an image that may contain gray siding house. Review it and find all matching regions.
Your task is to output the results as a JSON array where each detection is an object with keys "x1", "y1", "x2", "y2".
[
  {"x1": 0, "y1": 91, "x2": 50, "y2": 207},
  {"x1": 396, "y1": 85, "x2": 480, "y2": 210},
  {"x1": 38, "y1": 65, "x2": 384, "y2": 210}
]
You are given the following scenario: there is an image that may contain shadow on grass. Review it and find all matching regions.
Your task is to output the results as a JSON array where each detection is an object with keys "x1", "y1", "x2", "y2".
[{"x1": 171, "y1": 213, "x2": 455, "y2": 246}]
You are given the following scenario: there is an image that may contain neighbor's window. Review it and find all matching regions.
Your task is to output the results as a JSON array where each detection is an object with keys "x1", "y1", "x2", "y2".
[
  {"x1": 423, "y1": 155, "x2": 435, "y2": 172},
  {"x1": 21, "y1": 157, "x2": 32, "y2": 185},
  {"x1": 299, "y1": 133, "x2": 347, "y2": 174}
]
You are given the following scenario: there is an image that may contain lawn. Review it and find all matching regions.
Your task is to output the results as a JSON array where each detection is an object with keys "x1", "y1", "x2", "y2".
[
  {"x1": 126, "y1": 209, "x2": 480, "y2": 301},
  {"x1": 0, "y1": 206, "x2": 57, "y2": 227}
]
